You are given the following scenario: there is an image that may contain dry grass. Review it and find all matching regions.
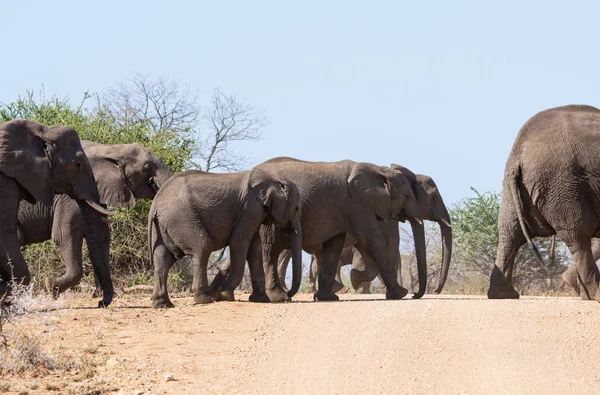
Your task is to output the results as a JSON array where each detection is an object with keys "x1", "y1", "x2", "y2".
[{"x1": 0, "y1": 283, "x2": 105, "y2": 393}]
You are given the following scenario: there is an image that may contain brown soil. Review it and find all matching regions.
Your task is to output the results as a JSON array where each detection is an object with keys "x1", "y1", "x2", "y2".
[{"x1": 2, "y1": 292, "x2": 600, "y2": 394}]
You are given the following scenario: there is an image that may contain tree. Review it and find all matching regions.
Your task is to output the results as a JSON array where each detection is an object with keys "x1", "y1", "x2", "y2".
[
  {"x1": 199, "y1": 87, "x2": 267, "y2": 172},
  {"x1": 448, "y1": 188, "x2": 570, "y2": 294},
  {"x1": 101, "y1": 75, "x2": 266, "y2": 172},
  {"x1": 101, "y1": 73, "x2": 200, "y2": 135}
]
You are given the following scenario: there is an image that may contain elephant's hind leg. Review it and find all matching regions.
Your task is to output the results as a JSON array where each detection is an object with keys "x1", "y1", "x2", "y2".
[
  {"x1": 561, "y1": 237, "x2": 600, "y2": 298},
  {"x1": 565, "y1": 238, "x2": 600, "y2": 302},
  {"x1": 314, "y1": 233, "x2": 346, "y2": 301},
  {"x1": 488, "y1": 199, "x2": 525, "y2": 299},
  {"x1": 191, "y1": 248, "x2": 215, "y2": 304},
  {"x1": 151, "y1": 242, "x2": 176, "y2": 308}
]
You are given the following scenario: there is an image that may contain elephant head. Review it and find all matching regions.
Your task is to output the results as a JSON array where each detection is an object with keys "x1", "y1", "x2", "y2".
[
  {"x1": 347, "y1": 162, "x2": 421, "y2": 221},
  {"x1": 249, "y1": 168, "x2": 303, "y2": 297},
  {"x1": 391, "y1": 164, "x2": 452, "y2": 297},
  {"x1": 0, "y1": 120, "x2": 109, "y2": 208},
  {"x1": 82, "y1": 141, "x2": 174, "y2": 208}
]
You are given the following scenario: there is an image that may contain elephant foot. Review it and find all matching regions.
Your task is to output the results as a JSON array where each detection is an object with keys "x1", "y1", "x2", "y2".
[
  {"x1": 360, "y1": 286, "x2": 372, "y2": 295},
  {"x1": 152, "y1": 297, "x2": 175, "y2": 309},
  {"x1": 337, "y1": 286, "x2": 350, "y2": 294},
  {"x1": 249, "y1": 292, "x2": 271, "y2": 303},
  {"x1": 487, "y1": 284, "x2": 520, "y2": 299},
  {"x1": 332, "y1": 280, "x2": 345, "y2": 293},
  {"x1": 350, "y1": 269, "x2": 366, "y2": 290},
  {"x1": 266, "y1": 288, "x2": 291, "y2": 303},
  {"x1": 215, "y1": 289, "x2": 235, "y2": 302},
  {"x1": 386, "y1": 286, "x2": 408, "y2": 300},
  {"x1": 194, "y1": 293, "x2": 216, "y2": 304},
  {"x1": 313, "y1": 290, "x2": 339, "y2": 302},
  {"x1": 562, "y1": 267, "x2": 581, "y2": 296}
]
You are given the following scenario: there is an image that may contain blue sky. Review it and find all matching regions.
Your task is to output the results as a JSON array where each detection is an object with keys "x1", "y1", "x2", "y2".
[{"x1": 2, "y1": 1, "x2": 600, "y2": 206}]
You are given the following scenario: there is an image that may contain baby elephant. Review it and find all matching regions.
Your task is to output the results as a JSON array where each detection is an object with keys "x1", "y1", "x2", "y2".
[{"x1": 148, "y1": 167, "x2": 303, "y2": 308}]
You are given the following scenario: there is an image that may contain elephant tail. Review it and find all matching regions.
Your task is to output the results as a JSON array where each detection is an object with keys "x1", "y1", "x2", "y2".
[
  {"x1": 148, "y1": 207, "x2": 158, "y2": 270},
  {"x1": 509, "y1": 168, "x2": 545, "y2": 265}
]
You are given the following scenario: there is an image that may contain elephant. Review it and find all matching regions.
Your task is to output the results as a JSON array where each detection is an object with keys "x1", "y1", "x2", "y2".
[
  {"x1": 17, "y1": 141, "x2": 173, "y2": 303},
  {"x1": 488, "y1": 104, "x2": 600, "y2": 302},
  {"x1": 148, "y1": 166, "x2": 303, "y2": 308},
  {"x1": 277, "y1": 166, "x2": 452, "y2": 298},
  {"x1": 0, "y1": 120, "x2": 115, "y2": 305},
  {"x1": 242, "y1": 157, "x2": 424, "y2": 302}
]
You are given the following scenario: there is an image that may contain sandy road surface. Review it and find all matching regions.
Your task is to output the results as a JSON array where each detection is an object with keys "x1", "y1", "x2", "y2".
[{"x1": 3, "y1": 293, "x2": 600, "y2": 394}]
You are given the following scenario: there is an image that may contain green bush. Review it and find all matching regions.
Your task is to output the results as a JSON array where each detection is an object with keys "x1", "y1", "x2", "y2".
[{"x1": 0, "y1": 89, "x2": 196, "y2": 290}]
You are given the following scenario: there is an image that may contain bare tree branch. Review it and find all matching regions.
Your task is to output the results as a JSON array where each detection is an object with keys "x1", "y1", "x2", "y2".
[{"x1": 200, "y1": 87, "x2": 266, "y2": 172}]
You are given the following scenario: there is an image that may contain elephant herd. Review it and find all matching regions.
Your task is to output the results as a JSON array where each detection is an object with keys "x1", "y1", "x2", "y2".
[{"x1": 3, "y1": 104, "x2": 600, "y2": 308}]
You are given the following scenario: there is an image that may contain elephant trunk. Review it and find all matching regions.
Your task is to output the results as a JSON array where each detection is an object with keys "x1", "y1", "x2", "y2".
[
  {"x1": 410, "y1": 218, "x2": 427, "y2": 299},
  {"x1": 287, "y1": 217, "x2": 303, "y2": 297},
  {"x1": 434, "y1": 219, "x2": 452, "y2": 294},
  {"x1": 78, "y1": 201, "x2": 113, "y2": 307}
]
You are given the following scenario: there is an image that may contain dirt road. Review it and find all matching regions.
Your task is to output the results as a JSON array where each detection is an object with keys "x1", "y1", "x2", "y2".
[{"x1": 3, "y1": 293, "x2": 600, "y2": 394}]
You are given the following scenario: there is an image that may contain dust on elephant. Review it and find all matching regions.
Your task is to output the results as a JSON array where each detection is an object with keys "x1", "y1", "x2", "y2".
[
  {"x1": 278, "y1": 166, "x2": 451, "y2": 298},
  {"x1": 148, "y1": 166, "x2": 303, "y2": 308},
  {"x1": 17, "y1": 141, "x2": 173, "y2": 304},
  {"x1": 0, "y1": 120, "x2": 115, "y2": 305},
  {"x1": 249, "y1": 157, "x2": 423, "y2": 302},
  {"x1": 489, "y1": 104, "x2": 600, "y2": 302}
]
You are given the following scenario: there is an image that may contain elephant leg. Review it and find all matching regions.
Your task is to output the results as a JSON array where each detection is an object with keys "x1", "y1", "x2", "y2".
[
  {"x1": 246, "y1": 233, "x2": 270, "y2": 303},
  {"x1": 563, "y1": 237, "x2": 600, "y2": 297},
  {"x1": 332, "y1": 262, "x2": 348, "y2": 294},
  {"x1": 351, "y1": 226, "x2": 407, "y2": 300},
  {"x1": 262, "y1": 225, "x2": 290, "y2": 303},
  {"x1": 564, "y1": 238, "x2": 600, "y2": 302},
  {"x1": 213, "y1": 227, "x2": 255, "y2": 302},
  {"x1": 46, "y1": 237, "x2": 84, "y2": 297},
  {"x1": 360, "y1": 282, "x2": 372, "y2": 294},
  {"x1": 0, "y1": 178, "x2": 30, "y2": 301},
  {"x1": 191, "y1": 248, "x2": 215, "y2": 304},
  {"x1": 276, "y1": 249, "x2": 292, "y2": 293},
  {"x1": 488, "y1": 199, "x2": 525, "y2": 299},
  {"x1": 350, "y1": 246, "x2": 380, "y2": 290},
  {"x1": 151, "y1": 242, "x2": 177, "y2": 308},
  {"x1": 307, "y1": 254, "x2": 318, "y2": 293},
  {"x1": 314, "y1": 233, "x2": 346, "y2": 301}
]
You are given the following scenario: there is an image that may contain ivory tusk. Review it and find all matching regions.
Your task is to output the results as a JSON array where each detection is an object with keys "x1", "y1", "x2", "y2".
[
  {"x1": 412, "y1": 217, "x2": 423, "y2": 225},
  {"x1": 85, "y1": 200, "x2": 117, "y2": 216},
  {"x1": 440, "y1": 219, "x2": 452, "y2": 228}
]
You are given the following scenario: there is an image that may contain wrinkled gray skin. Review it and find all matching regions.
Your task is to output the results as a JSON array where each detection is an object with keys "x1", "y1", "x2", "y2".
[
  {"x1": 549, "y1": 236, "x2": 600, "y2": 297},
  {"x1": 489, "y1": 105, "x2": 600, "y2": 302},
  {"x1": 243, "y1": 157, "x2": 423, "y2": 302},
  {"x1": 0, "y1": 120, "x2": 111, "y2": 306},
  {"x1": 149, "y1": 167, "x2": 303, "y2": 308},
  {"x1": 17, "y1": 141, "x2": 173, "y2": 306},
  {"x1": 278, "y1": 166, "x2": 451, "y2": 298}
]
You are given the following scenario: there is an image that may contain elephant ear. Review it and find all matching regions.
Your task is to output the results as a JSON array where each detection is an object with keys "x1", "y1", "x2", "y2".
[
  {"x1": 347, "y1": 162, "x2": 392, "y2": 220},
  {"x1": 249, "y1": 168, "x2": 289, "y2": 225},
  {"x1": 86, "y1": 153, "x2": 134, "y2": 208},
  {"x1": 0, "y1": 120, "x2": 53, "y2": 206},
  {"x1": 390, "y1": 163, "x2": 419, "y2": 192}
]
